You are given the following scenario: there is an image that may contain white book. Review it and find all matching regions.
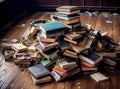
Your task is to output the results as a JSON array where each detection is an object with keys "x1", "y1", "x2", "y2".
[{"x1": 90, "y1": 72, "x2": 109, "y2": 82}]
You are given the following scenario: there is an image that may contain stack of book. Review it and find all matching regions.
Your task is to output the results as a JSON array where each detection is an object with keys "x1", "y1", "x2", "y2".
[
  {"x1": 51, "y1": 6, "x2": 80, "y2": 29},
  {"x1": 51, "y1": 58, "x2": 80, "y2": 82},
  {"x1": 28, "y1": 64, "x2": 51, "y2": 84},
  {"x1": 79, "y1": 51, "x2": 103, "y2": 74}
]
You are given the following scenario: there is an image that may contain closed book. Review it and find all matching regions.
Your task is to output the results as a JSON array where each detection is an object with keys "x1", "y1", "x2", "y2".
[
  {"x1": 79, "y1": 51, "x2": 103, "y2": 65},
  {"x1": 51, "y1": 71, "x2": 62, "y2": 82},
  {"x1": 81, "y1": 65, "x2": 97, "y2": 71},
  {"x1": 12, "y1": 43, "x2": 27, "y2": 52},
  {"x1": 40, "y1": 37, "x2": 57, "y2": 43},
  {"x1": 52, "y1": 67, "x2": 69, "y2": 77},
  {"x1": 51, "y1": 15, "x2": 80, "y2": 24},
  {"x1": 64, "y1": 36, "x2": 84, "y2": 45},
  {"x1": 63, "y1": 51, "x2": 78, "y2": 59},
  {"x1": 64, "y1": 22, "x2": 80, "y2": 29},
  {"x1": 55, "y1": 13, "x2": 80, "y2": 20},
  {"x1": 40, "y1": 58, "x2": 51, "y2": 66},
  {"x1": 56, "y1": 10, "x2": 80, "y2": 15},
  {"x1": 39, "y1": 21, "x2": 66, "y2": 34},
  {"x1": 31, "y1": 75, "x2": 51, "y2": 84},
  {"x1": 57, "y1": 59, "x2": 77, "y2": 70},
  {"x1": 56, "y1": 6, "x2": 79, "y2": 12},
  {"x1": 28, "y1": 64, "x2": 50, "y2": 78},
  {"x1": 90, "y1": 72, "x2": 109, "y2": 82},
  {"x1": 70, "y1": 41, "x2": 88, "y2": 53},
  {"x1": 65, "y1": 33, "x2": 82, "y2": 40},
  {"x1": 81, "y1": 60, "x2": 95, "y2": 67}
]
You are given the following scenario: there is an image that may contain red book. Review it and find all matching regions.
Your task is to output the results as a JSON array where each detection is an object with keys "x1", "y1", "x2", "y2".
[{"x1": 52, "y1": 67, "x2": 69, "y2": 77}]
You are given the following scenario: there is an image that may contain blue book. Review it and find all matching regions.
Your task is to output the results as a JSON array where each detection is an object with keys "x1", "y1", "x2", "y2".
[
  {"x1": 28, "y1": 64, "x2": 50, "y2": 78},
  {"x1": 40, "y1": 21, "x2": 66, "y2": 34}
]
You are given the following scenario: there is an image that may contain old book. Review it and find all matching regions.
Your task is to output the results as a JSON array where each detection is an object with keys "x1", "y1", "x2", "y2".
[
  {"x1": 52, "y1": 67, "x2": 69, "y2": 77},
  {"x1": 65, "y1": 33, "x2": 82, "y2": 40},
  {"x1": 64, "y1": 22, "x2": 80, "y2": 29},
  {"x1": 40, "y1": 42, "x2": 59, "y2": 49},
  {"x1": 70, "y1": 40, "x2": 88, "y2": 53},
  {"x1": 103, "y1": 58, "x2": 116, "y2": 66},
  {"x1": 40, "y1": 37, "x2": 57, "y2": 43},
  {"x1": 28, "y1": 27, "x2": 38, "y2": 39},
  {"x1": 81, "y1": 60, "x2": 95, "y2": 67},
  {"x1": 64, "y1": 36, "x2": 84, "y2": 45},
  {"x1": 55, "y1": 64, "x2": 77, "y2": 72},
  {"x1": 99, "y1": 52, "x2": 116, "y2": 58},
  {"x1": 14, "y1": 60, "x2": 31, "y2": 65},
  {"x1": 56, "y1": 59, "x2": 77, "y2": 70},
  {"x1": 56, "y1": 6, "x2": 79, "y2": 12},
  {"x1": 2, "y1": 42, "x2": 13, "y2": 49},
  {"x1": 51, "y1": 71, "x2": 62, "y2": 82},
  {"x1": 39, "y1": 21, "x2": 66, "y2": 34},
  {"x1": 51, "y1": 15, "x2": 80, "y2": 24},
  {"x1": 31, "y1": 75, "x2": 51, "y2": 85},
  {"x1": 79, "y1": 51, "x2": 103, "y2": 65},
  {"x1": 81, "y1": 65, "x2": 97, "y2": 71},
  {"x1": 70, "y1": 29, "x2": 86, "y2": 34},
  {"x1": 55, "y1": 14, "x2": 80, "y2": 20},
  {"x1": 28, "y1": 64, "x2": 50, "y2": 78},
  {"x1": 40, "y1": 58, "x2": 51, "y2": 66},
  {"x1": 12, "y1": 43, "x2": 27, "y2": 52},
  {"x1": 90, "y1": 72, "x2": 109, "y2": 82},
  {"x1": 63, "y1": 51, "x2": 78, "y2": 59}
]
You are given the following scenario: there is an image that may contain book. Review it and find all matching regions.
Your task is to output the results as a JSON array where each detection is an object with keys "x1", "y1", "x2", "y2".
[
  {"x1": 99, "y1": 52, "x2": 116, "y2": 58},
  {"x1": 64, "y1": 36, "x2": 84, "y2": 45},
  {"x1": 56, "y1": 6, "x2": 79, "y2": 12},
  {"x1": 31, "y1": 75, "x2": 51, "y2": 84},
  {"x1": 51, "y1": 15, "x2": 80, "y2": 25},
  {"x1": 65, "y1": 33, "x2": 82, "y2": 40},
  {"x1": 39, "y1": 21, "x2": 66, "y2": 34},
  {"x1": 64, "y1": 22, "x2": 80, "y2": 29},
  {"x1": 55, "y1": 13, "x2": 80, "y2": 20},
  {"x1": 40, "y1": 58, "x2": 51, "y2": 66},
  {"x1": 81, "y1": 60, "x2": 95, "y2": 67},
  {"x1": 40, "y1": 37, "x2": 57, "y2": 43},
  {"x1": 56, "y1": 10, "x2": 80, "y2": 15},
  {"x1": 56, "y1": 59, "x2": 77, "y2": 70},
  {"x1": 90, "y1": 72, "x2": 109, "y2": 82},
  {"x1": 52, "y1": 67, "x2": 69, "y2": 77},
  {"x1": 12, "y1": 43, "x2": 27, "y2": 52},
  {"x1": 51, "y1": 71, "x2": 62, "y2": 82},
  {"x1": 28, "y1": 64, "x2": 50, "y2": 78},
  {"x1": 81, "y1": 65, "x2": 97, "y2": 71},
  {"x1": 79, "y1": 51, "x2": 103, "y2": 65},
  {"x1": 55, "y1": 64, "x2": 77, "y2": 72},
  {"x1": 70, "y1": 40, "x2": 88, "y2": 53},
  {"x1": 63, "y1": 52, "x2": 78, "y2": 59}
]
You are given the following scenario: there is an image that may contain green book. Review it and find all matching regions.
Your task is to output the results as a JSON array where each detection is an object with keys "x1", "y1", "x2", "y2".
[{"x1": 40, "y1": 58, "x2": 51, "y2": 66}]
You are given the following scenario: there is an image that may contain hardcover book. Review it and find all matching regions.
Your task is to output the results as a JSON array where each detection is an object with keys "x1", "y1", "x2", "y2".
[
  {"x1": 90, "y1": 72, "x2": 109, "y2": 82},
  {"x1": 31, "y1": 75, "x2": 51, "y2": 84},
  {"x1": 79, "y1": 51, "x2": 103, "y2": 65},
  {"x1": 39, "y1": 21, "x2": 66, "y2": 34},
  {"x1": 28, "y1": 64, "x2": 50, "y2": 78}
]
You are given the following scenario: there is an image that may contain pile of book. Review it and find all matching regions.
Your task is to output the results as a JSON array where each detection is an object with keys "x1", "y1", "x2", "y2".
[
  {"x1": 1, "y1": 5, "x2": 120, "y2": 84},
  {"x1": 51, "y1": 6, "x2": 80, "y2": 29},
  {"x1": 51, "y1": 57, "x2": 80, "y2": 82},
  {"x1": 28, "y1": 64, "x2": 51, "y2": 84}
]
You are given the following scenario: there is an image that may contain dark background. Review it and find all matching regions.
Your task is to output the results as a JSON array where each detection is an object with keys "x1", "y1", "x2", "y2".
[{"x1": 0, "y1": 0, "x2": 120, "y2": 30}]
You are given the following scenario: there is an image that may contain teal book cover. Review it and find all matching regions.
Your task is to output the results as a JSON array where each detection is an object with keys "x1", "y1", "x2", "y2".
[
  {"x1": 40, "y1": 21, "x2": 66, "y2": 34},
  {"x1": 40, "y1": 58, "x2": 51, "y2": 66}
]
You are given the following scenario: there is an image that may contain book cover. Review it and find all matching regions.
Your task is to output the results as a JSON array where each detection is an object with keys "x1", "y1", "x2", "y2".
[
  {"x1": 31, "y1": 75, "x2": 51, "y2": 84},
  {"x1": 90, "y1": 72, "x2": 109, "y2": 82},
  {"x1": 56, "y1": 6, "x2": 79, "y2": 12},
  {"x1": 40, "y1": 21, "x2": 66, "y2": 34},
  {"x1": 79, "y1": 51, "x2": 103, "y2": 65},
  {"x1": 52, "y1": 67, "x2": 69, "y2": 77},
  {"x1": 40, "y1": 58, "x2": 51, "y2": 66},
  {"x1": 28, "y1": 64, "x2": 50, "y2": 78}
]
